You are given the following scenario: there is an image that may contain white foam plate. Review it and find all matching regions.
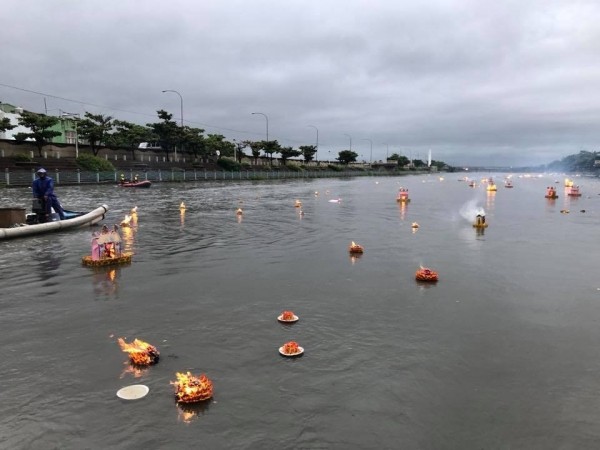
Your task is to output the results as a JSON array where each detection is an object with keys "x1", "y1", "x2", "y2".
[
  {"x1": 279, "y1": 346, "x2": 304, "y2": 357},
  {"x1": 117, "y1": 384, "x2": 149, "y2": 400},
  {"x1": 277, "y1": 314, "x2": 299, "y2": 323}
]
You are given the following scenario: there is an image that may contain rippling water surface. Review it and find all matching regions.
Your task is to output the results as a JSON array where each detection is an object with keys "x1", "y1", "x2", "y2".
[{"x1": 2, "y1": 173, "x2": 600, "y2": 449}]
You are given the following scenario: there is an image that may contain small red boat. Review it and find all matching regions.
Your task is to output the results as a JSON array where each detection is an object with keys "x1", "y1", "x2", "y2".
[{"x1": 119, "y1": 180, "x2": 152, "y2": 188}]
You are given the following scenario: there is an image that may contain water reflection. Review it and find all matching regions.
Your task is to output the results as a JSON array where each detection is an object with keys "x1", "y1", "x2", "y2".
[
  {"x1": 119, "y1": 361, "x2": 150, "y2": 379},
  {"x1": 91, "y1": 266, "x2": 124, "y2": 299},
  {"x1": 398, "y1": 202, "x2": 407, "y2": 221},
  {"x1": 486, "y1": 190, "x2": 496, "y2": 211},
  {"x1": 176, "y1": 400, "x2": 212, "y2": 424},
  {"x1": 38, "y1": 242, "x2": 62, "y2": 284}
]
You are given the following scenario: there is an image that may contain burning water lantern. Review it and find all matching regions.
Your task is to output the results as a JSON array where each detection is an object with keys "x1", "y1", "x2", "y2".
[
  {"x1": 171, "y1": 371, "x2": 214, "y2": 403},
  {"x1": 236, "y1": 208, "x2": 243, "y2": 216},
  {"x1": 294, "y1": 199, "x2": 302, "y2": 208},
  {"x1": 349, "y1": 241, "x2": 364, "y2": 254},
  {"x1": 396, "y1": 188, "x2": 410, "y2": 203},
  {"x1": 120, "y1": 214, "x2": 132, "y2": 227},
  {"x1": 118, "y1": 338, "x2": 160, "y2": 366},
  {"x1": 415, "y1": 266, "x2": 439, "y2": 282}
]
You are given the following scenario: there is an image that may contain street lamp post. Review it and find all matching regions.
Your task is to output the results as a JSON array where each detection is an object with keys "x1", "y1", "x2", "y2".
[
  {"x1": 362, "y1": 138, "x2": 373, "y2": 164},
  {"x1": 162, "y1": 89, "x2": 183, "y2": 159},
  {"x1": 251, "y1": 112, "x2": 269, "y2": 142},
  {"x1": 383, "y1": 143, "x2": 389, "y2": 161},
  {"x1": 307, "y1": 125, "x2": 318, "y2": 161},
  {"x1": 344, "y1": 133, "x2": 352, "y2": 151}
]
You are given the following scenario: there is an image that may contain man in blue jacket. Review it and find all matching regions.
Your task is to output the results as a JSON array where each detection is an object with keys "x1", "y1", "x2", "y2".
[{"x1": 32, "y1": 168, "x2": 65, "y2": 221}]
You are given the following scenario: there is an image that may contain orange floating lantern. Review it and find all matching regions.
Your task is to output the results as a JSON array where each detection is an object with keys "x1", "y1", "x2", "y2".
[
  {"x1": 278, "y1": 310, "x2": 299, "y2": 322},
  {"x1": 415, "y1": 266, "x2": 439, "y2": 282},
  {"x1": 348, "y1": 241, "x2": 364, "y2": 254},
  {"x1": 171, "y1": 371, "x2": 214, "y2": 403},
  {"x1": 118, "y1": 338, "x2": 160, "y2": 366},
  {"x1": 279, "y1": 340, "x2": 304, "y2": 357}
]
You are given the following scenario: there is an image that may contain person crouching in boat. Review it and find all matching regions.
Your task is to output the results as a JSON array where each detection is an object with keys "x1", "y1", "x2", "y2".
[
  {"x1": 133, "y1": 174, "x2": 139, "y2": 182},
  {"x1": 32, "y1": 168, "x2": 65, "y2": 222}
]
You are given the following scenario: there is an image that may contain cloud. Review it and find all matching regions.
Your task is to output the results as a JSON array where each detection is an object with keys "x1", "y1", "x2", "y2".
[{"x1": 2, "y1": 0, "x2": 600, "y2": 167}]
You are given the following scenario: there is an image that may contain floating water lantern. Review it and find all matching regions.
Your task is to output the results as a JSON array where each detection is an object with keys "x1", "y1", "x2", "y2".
[
  {"x1": 349, "y1": 241, "x2": 364, "y2": 254},
  {"x1": 560, "y1": 209, "x2": 570, "y2": 214},
  {"x1": 278, "y1": 311, "x2": 299, "y2": 323},
  {"x1": 468, "y1": 181, "x2": 476, "y2": 187},
  {"x1": 473, "y1": 213, "x2": 488, "y2": 228},
  {"x1": 411, "y1": 222, "x2": 419, "y2": 229},
  {"x1": 236, "y1": 208, "x2": 243, "y2": 215},
  {"x1": 294, "y1": 199, "x2": 302, "y2": 208},
  {"x1": 120, "y1": 214, "x2": 132, "y2": 227},
  {"x1": 130, "y1": 206, "x2": 138, "y2": 214},
  {"x1": 118, "y1": 338, "x2": 160, "y2": 366},
  {"x1": 328, "y1": 198, "x2": 341, "y2": 203},
  {"x1": 568, "y1": 186, "x2": 581, "y2": 197},
  {"x1": 545, "y1": 187, "x2": 558, "y2": 199},
  {"x1": 279, "y1": 341, "x2": 304, "y2": 357},
  {"x1": 486, "y1": 183, "x2": 497, "y2": 192},
  {"x1": 82, "y1": 225, "x2": 132, "y2": 266},
  {"x1": 314, "y1": 191, "x2": 319, "y2": 196},
  {"x1": 171, "y1": 372, "x2": 213, "y2": 403},
  {"x1": 180, "y1": 202, "x2": 186, "y2": 211},
  {"x1": 396, "y1": 188, "x2": 410, "y2": 203},
  {"x1": 565, "y1": 178, "x2": 574, "y2": 188},
  {"x1": 415, "y1": 266, "x2": 439, "y2": 282}
]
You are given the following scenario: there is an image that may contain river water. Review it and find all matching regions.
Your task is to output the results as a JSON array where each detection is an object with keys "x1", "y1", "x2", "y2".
[{"x1": 2, "y1": 173, "x2": 600, "y2": 450}]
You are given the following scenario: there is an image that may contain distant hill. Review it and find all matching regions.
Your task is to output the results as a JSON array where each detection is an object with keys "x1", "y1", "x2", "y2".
[{"x1": 546, "y1": 150, "x2": 600, "y2": 173}]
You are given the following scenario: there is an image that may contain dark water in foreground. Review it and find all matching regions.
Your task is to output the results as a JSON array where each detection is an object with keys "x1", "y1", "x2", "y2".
[{"x1": 2, "y1": 173, "x2": 600, "y2": 450}]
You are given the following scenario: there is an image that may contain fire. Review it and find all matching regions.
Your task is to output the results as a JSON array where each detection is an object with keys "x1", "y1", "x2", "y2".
[
  {"x1": 281, "y1": 310, "x2": 295, "y2": 321},
  {"x1": 180, "y1": 202, "x2": 186, "y2": 211},
  {"x1": 349, "y1": 241, "x2": 364, "y2": 254},
  {"x1": 415, "y1": 266, "x2": 439, "y2": 282},
  {"x1": 282, "y1": 341, "x2": 300, "y2": 355},
  {"x1": 120, "y1": 214, "x2": 132, "y2": 227},
  {"x1": 171, "y1": 372, "x2": 213, "y2": 403},
  {"x1": 118, "y1": 338, "x2": 160, "y2": 366}
]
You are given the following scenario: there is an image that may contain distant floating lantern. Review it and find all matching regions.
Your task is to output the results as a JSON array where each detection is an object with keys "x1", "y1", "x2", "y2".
[
  {"x1": 171, "y1": 372, "x2": 213, "y2": 403},
  {"x1": 120, "y1": 214, "x2": 132, "y2": 227},
  {"x1": 236, "y1": 208, "x2": 243, "y2": 215},
  {"x1": 415, "y1": 267, "x2": 439, "y2": 282},
  {"x1": 130, "y1": 206, "x2": 138, "y2": 214},
  {"x1": 294, "y1": 199, "x2": 302, "y2": 208},
  {"x1": 118, "y1": 338, "x2": 160, "y2": 366},
  {"x1": 568, "y1": 186, "x2": 581, "y2": 197},
  {"x1": 545, "y1": 187, "x2": 558, "y2": 199},
  {"x1": 348, "y1": 241, "x2": 364, "y2": 254},
  {"x1": 180, "y1": 202, "x2": 186, "y2": 211},
  {"x1": 560, "y1": 209, "x2": 570, "y2": 214},
  {"x1": 396, "y1": 188, "x2": 410, "y2": 203},
  {"x1": 278, "y1": 310, "x2": 299, "y2": 323},
  {"x1": 473, "y1": 214, "x2": 488, "y2": 228},
  {"x1": 411, "y1": 222, "x2": 419, "y2": 229},
  {"x1": 314, "y1": 191, "x2": 319, "y2": 196}
]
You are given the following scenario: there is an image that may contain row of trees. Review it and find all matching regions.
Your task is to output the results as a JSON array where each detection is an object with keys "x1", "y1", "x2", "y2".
[
  {"x1": 1, "y1": 109, "x2": 444, "y2": 168},
  {"x1": 0, "y1": 110, "x2": 322, "y2": 165}
]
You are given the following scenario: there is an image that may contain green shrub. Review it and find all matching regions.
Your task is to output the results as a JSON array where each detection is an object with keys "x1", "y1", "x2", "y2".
[
  {"x1": 11, "y1": 153, "x2": 32, "y2": 162},
  {"x1": 285, "y1": 163, "x2": 303, "y2": 172},
  {"x1": 77, "y1": 154, "x2": 115, "y2": 171},
  {"x1": 328, "y1": 164, "x2": 343, "y2": 172},
  {"x1": 217, "y1": 158, "x2": 241, "y2": 171}
]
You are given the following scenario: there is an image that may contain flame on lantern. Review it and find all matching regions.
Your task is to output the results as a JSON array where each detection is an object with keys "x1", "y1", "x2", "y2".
[
  {"x1": 131, "y1": 206, "x2": 138, "y2": 214},
  {"x1": 171, "y1": 371, "x2": 214, "y2": 403},
  {"x1": 120, "y1": 214, "x2": 132, "y2": 227},
  {"x1": 180, "y1": 202, "x2": 186, "y2": 211},
  {"x1": 118, "y1": 338, "x2": 160, "y2": 366}
]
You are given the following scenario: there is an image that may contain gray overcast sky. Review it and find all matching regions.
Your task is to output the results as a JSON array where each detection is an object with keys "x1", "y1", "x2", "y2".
[{"x1": 2, "y1": 0, "x2": 600, "y2": 167}]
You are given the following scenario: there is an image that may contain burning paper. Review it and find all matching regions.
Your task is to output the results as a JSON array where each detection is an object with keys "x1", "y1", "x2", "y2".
[
  {"x1": 118, "y1": 338, "x2": 160, "y2": 366},
  {"x1": 171, "y1": 372, "x2": 214, "y2": 403}
]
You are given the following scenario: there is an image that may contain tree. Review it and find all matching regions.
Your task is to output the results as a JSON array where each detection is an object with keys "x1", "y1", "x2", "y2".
[
  {"x1": 389, "y1": 153, "x2": 410, "y2": 167},
  {"x1": 412, "y1": 159, "x2": 426, "y2": 168},
  {"x1": 299, "y1": 145, "x2": 317, "y2": 163},
  {"x1": 78, "y1": 112, "x2": 114, "y2": 156},
  {"x1": 279, "y1": 146, "x2": 302, "y2": 166},
  {"x1": 108, "y1": 120, "x2": 156, "y2": 161},
  {"x1": 262, "y1": 140, "x2": 281, "y2": 165},
  {"x1": 233, "y1": 140, "x2": 249, "y2": 163},
  {"x1": 205, "y1": 134, "x2": 234, "y2": 158},
  {"x1": 146, "y1": 110, "x2": 181, "y2": 162},
  {"x1": 0, "y1": 117, "x2": 16, "y2": 134},
  {"x1": 248, "y1": 141, "x2": 263, "y2": 165},
  {"x1": 181, "y1": 127, "x2": 206, "y2": 161},
  {"x1": 14, "y1": 112, "x2": 61, "y2": 157},
  {"x1": 337, "y1": 150, "x2": 358, "y2": 165}
]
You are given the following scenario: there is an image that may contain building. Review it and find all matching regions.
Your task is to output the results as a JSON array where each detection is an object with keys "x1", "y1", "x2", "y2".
[{"x1": 0, "y1": 102, "x2": 78, "y2": 144}]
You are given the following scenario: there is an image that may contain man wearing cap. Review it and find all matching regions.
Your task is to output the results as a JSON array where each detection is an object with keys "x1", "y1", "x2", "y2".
[{"x1": 32, "y1": 168, "x2": 65, "y2": 221}]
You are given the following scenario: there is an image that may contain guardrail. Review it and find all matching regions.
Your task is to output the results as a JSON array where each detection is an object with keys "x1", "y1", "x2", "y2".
[{"x1": 0, "y1": 168, "x2": 417, "y2": 187}]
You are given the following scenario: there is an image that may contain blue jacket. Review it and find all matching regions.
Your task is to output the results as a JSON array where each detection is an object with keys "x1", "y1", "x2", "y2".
[{"x1": 32, "y1": 176, "x2": 56, "y2": 198}]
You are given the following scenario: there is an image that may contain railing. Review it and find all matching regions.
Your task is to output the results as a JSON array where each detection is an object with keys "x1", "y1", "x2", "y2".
[{"x1": 0, "y1": 167, "x2": 421, "y2": 187}]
